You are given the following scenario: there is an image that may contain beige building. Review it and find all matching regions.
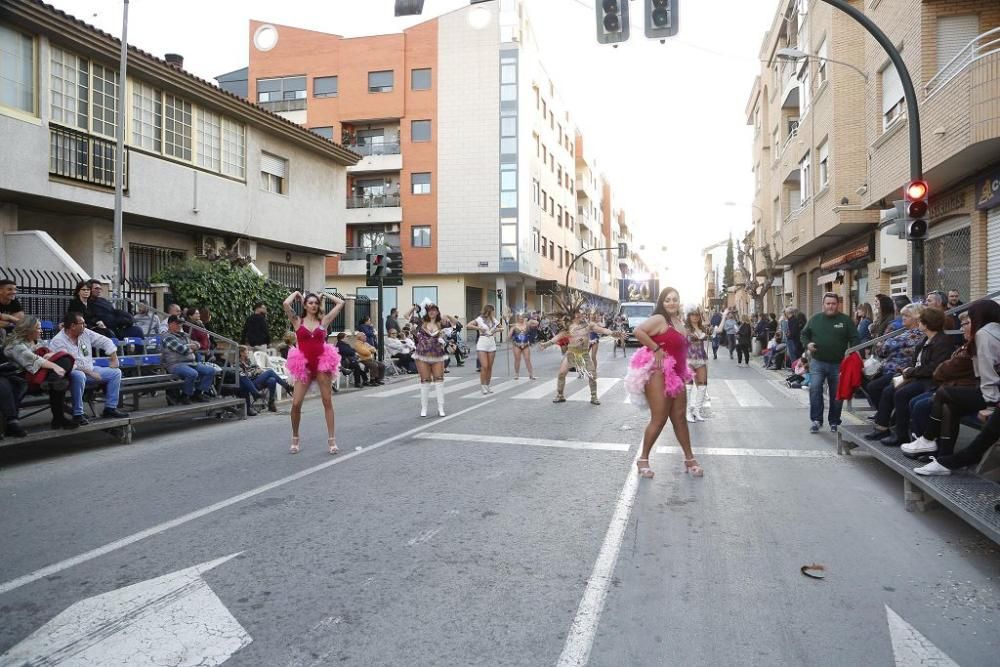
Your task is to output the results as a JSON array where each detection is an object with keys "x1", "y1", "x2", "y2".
[{"x1": 746, "y1": 0, "x2": 1000, "y2": 318}]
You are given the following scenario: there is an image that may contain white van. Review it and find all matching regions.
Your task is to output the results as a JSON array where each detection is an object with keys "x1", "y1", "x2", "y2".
[{"x1": 617, "y1": 301, "x2": 655, "y2": 346}]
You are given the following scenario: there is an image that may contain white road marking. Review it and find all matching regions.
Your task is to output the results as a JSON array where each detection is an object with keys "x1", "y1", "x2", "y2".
[
  {"x1": 0, "y1": 554, "x2": 249, "y2": 667},
  {"x1": 367, "y1": 377, "x2": 480, "y2": 398},
  {"x1": 885, "y1": 605, "x2": 960, "y2": 667},
  {"x1": 406, "y1": 528, "x2": 443, "y2": 546},
  {"x1": 568, "y1": 378, "x2": 620, "y2": 402},
  {"x1": 557, "y1": 445, "x2": 641, "y2": 667},
  {"x1": 512, "y1": 377, "x2": 580, "y2": 400},
  {"x1": 723, "y1": 379, "x2": 772, "y2": 407},
  {"x1": 0, "y1": 401, "x2": 496, "y2": 597},
  {"x1": 460, "y1": 379, "x2": 523, "y2": 399},
  {"x1": 655, "y1": 446, "x2": 837, "y2": 458},
  {"x1": 413, "y1": 432, "x2": 630, "y2": 452}
]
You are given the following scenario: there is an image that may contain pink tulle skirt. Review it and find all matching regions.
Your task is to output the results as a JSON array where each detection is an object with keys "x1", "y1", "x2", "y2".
[
  {"x1": 286, "y1": 344, "x2": 341, "y2": 385},
  {"x1": 624, "y1": 347, "x2": 692, "y2": 409}
]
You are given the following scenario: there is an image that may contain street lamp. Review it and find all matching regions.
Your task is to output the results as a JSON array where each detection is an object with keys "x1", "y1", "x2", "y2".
[{"x1": 775, "y1": 47, "x2": 868, "y2": 81}]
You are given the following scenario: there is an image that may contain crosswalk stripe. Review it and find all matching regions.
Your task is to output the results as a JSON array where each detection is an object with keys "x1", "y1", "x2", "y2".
[
  {"x1": 460, "y1": 379, "x2": 524, "y2": 399},
  {"x1": 655, "y1": 446, "x2": 836, "y2": 458},
  {"x1": 723, "y1": 379, "x2": 771, "y2": 407},
  {"x1": 511, "y1": 377, "x2": 586, "y2": 400},
  {"x1": 413, "y1": 432, "x2": 629, "y2": 451},
  {"x1": 568, "y1": 377, "x2": 620, "y2": 401},
  {"x1": 367, "y1": 377, "x2": 480, "y2": 398}
]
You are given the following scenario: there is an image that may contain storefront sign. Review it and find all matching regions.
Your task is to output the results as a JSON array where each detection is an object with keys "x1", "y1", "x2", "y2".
[
  {"x1": 820, "y1": 245, "x2": 870, "y2": 270},
  {"x1": 976, "y1": 172, "x2": 1000, "y2": 210},
  {"x1": 929, "y1": 192, "x2": 966, "y2": 219}
]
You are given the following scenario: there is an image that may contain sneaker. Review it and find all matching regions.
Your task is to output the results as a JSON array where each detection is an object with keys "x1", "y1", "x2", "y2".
[
  {"x1": 809, "y1": 422, "x2": 821, "y2": 434},
  {"x1": 901, "y1": 436, "x2": 937, "y2": 455},
  {"x1": 4, "y1": 420, "x2": 27, "y2": 437},
  {"x1": 72, "y1": 414, "x2": 90, "y2": 426},
  {"x1": 102, "y1": 408, "x2": 130, "y2": 419},
  {"x1": 914, "y1": 457, "x2": 951, "y2": 476},
  {"x1": 830, "y1": 425, "x2": 838, "y2": 433}
]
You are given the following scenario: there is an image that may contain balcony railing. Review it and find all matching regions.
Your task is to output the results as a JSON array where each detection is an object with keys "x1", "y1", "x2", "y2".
[
  {"x1": 257, "y1": 98, "x2": 307, "y2": 113},
  {"x1": 925, "y1": 27, "x2": 1000, "y2": 97},
  {"x1": 346, "y1": 141, "x2": 401, "y2": 157},
  {"x1": 49, "y1": 124, "x2": 128, "y2": 190},
  {"x1": 343, "y1": 246, "x2": 379, "y2": 261},
  {"x1": 346, "y1": 193, "x2": 401, "y2": 209}
]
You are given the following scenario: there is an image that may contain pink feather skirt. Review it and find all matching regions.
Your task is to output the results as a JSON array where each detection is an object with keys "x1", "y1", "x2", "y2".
[
  {"x1": 286, "y1": 344, "x2": 341, "y2": 385},
  {"x1": 623, "y1": 347, "x2": 692, "y2": 409}
]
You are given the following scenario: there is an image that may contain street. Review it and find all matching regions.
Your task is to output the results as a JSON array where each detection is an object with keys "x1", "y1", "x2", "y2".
[{"x1": 1, "y1": 344, "x2": 997, "y2": 666}]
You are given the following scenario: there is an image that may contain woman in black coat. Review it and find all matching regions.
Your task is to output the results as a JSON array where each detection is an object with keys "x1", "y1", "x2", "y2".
[{"x1": 736, "y1": 315, "x2": 754, "y2": 366}]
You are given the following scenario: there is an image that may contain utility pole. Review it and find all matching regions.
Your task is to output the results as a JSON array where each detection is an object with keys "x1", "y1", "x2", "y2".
[{"x1": 112, "y1": 0, "x2": 129, "y2": 299}]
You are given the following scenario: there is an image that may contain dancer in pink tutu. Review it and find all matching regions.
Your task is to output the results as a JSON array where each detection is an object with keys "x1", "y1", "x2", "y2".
[
  {"x1": 624, "y1": 287, "x2": 703, "y2": 479},
  {"x1": 283, "y1": 291, "x2": 345, "y2": 454}
]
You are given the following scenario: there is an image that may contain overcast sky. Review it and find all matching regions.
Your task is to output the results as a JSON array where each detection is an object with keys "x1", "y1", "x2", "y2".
[{"x1": 50, "y1": 0, "x2": 778, "y2": 301}]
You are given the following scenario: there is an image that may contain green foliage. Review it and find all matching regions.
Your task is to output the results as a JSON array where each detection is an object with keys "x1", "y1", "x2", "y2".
[
  {"x1": 724, "y1": 234, "x2": 735, "y2": 288},
  {"x1": 153, "y1": 259, "x2": 290, "y2": 343}
]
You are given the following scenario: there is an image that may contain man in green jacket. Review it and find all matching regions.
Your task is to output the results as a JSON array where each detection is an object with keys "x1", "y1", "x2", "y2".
[{"x1": 801, "y1": 293, "x2": 859, "y2": 434}]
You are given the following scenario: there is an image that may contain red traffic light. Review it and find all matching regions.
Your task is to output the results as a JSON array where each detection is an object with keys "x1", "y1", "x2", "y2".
[
  {"x1": 905, "y1": 180, "x2": 928, "y2": 201},
  {"x1": 904, "y1": 179, "x2": 929, "y2": 219}
]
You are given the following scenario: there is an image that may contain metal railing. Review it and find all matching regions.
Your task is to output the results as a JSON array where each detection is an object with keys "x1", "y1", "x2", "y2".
[
  {"x1": 49, "y1": 124, "x2": 128, "y2": 190},
  {"x1": 346, "y1": 194, "x2": 401, "y2": 209},
  {"x1": 257, "y1": 98, "x2": 307, "y2": 113},
  {"x1": 343, "y1": 246, "x2": 378, "y2": 261},
  {"x1": 346, "y1": 141, "x2": 401, "y2": 157},
  {"x1": 925, "y1": 27, "x2": 1000, "y2": 97}
]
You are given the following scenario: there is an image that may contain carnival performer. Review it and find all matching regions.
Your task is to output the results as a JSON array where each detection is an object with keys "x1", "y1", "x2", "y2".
[
  {"x1": 684, "y1": 306, "x2": 711, "y2": 422},
  {"x1": 283, "y1": 291, "x2": 345, "y2": 455},
  {"x1": 406, "y1": 303, "x2": 456, "y2": 417},
  {"x1": 468, "y1": 304, "x2": 502, "y2": 394},
  {"x1": 509, "y1": 312, "x2": 538, "y2": 380},
  {"x1": 540, "y1": 293, "x2": 616, "y2": 405},
  {"x1": 589, "y1": 311, "x2": 603, "y2": 372},
  {"x1": 624, "y1": 287, "x2": 703, "y2": 479}
]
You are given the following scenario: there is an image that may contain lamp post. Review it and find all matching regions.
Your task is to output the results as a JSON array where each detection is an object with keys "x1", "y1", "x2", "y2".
[
  {"x1": 111, "y1": 0, "x2": 129, "y2": 300},
  {"x1": 775, "y1": 46, "x2": 869, "y2": 81}
]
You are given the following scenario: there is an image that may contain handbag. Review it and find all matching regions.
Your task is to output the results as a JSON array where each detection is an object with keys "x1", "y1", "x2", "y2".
[{"x1": 862, "y1": 355, "x2": 883, "y2": 379}]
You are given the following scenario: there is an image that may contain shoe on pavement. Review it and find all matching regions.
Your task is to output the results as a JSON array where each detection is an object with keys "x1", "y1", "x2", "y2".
[
  {"x1": 51, "y1": 418, "x2": 79, "y2": 430},
  {"x1": 830, "y1": 425, "x2": 838, "y2": 433},
  {"x1": 901, "y1": 436, "x2": 937, "y2": 455},
  {"x1": 914, "y1": 457, "x2": 951, "y2": 476},
  {"x1": 246, "y1": 406, "x2": 259, "y2": 417},
  {"x1": 72, "y1": 414, "x2": 90, "y2": 426},
  {"x1": 4, "y1": 419, "x2": 27, "y2": 437},
  {"x1": 191, "y1": 392, "x2": 209, "y2": 403},
  {"x1": 879, "y1": 433, "x2": 902, "y2": 447},
  {"x1": 553, "y1": 396, "x2": 566, "y2": 403},
  {"x1": 809, "y1": 422, "x2": 821, "y2": 434},
  {"x1": 102, "y1": 408, "x2": 129, "y2": 419},
  {"x1": 864, "y1": 429, "x2": 890, "y2": 441},
  {"x1": 179, "y1": 395, "x2": 192, "y2": 405}
]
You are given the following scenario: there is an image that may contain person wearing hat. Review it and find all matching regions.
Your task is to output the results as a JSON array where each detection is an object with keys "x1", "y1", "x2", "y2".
[{"x1": 161, "y1": 315, "x2": 218, "y2": 403}]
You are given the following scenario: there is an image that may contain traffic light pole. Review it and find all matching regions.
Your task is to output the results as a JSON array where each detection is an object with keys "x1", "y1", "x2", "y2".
[
  {"x1": 376, "y1": 276, "x2": 385, "y2": 363},
  {"x1": 819, "y1": 0, "x2": 925, "y2": 296},
  {"x1": 565, "y1": 247, "x2": 623, "y2": 295}
]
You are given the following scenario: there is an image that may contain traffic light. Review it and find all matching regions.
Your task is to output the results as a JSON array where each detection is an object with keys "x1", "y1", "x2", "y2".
[
  {"x1": 617, "y1": 242, "x2": 628, "y2": 260},
  {"x1": 596, "y1": 0, "x2": 630, "y2": 45},
  {"x1": 366, "y1": 253, "x2": 384, "y2": 278},
  {"x1": 644, "y1": 0, "x2": 679, "y2": 40},
  {"x1": 903, "y1": 179, "x2": 929, "y2": 240},
  {"x1": 385, "y1": 251, "x2": 404, "y2": 277}
]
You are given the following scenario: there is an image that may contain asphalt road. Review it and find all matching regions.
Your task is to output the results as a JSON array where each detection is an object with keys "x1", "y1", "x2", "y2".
[{"x1": 0, "y1": 343, "x2": 997, "y2": 666}]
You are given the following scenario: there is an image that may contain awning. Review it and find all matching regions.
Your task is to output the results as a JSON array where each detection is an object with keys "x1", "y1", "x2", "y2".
[
  {"x1": 820, "y1": 244, "x2": 870, "y2": 270},
  {"x1": 816, "y1": 271, "x2": 841, "y2": 286}
]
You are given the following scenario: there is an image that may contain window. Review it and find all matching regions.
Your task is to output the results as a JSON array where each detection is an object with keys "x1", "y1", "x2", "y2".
[
  {"x1": 413, "y1": 286, "x2": 438, "y2": 307},
  {"x1": 310, "y1": 126, "x2": 334, "y2": 140},
  {"x1": 412, "y1": 172, "x2": 431, "y2": 194},
  {"x1": 549, "y1": 196, "x2": 554, "y2": 215},
  {"x1": 411, "y1": 119, "x2": 431, "y2": 142},
  {"x1": 50, "y1": 46, "x2": 86, "y2": 129},
  {"x1": 89, "y1": 63, "x2": 118, "y2": 138},
  {"x1": 540, "y1": 189, "x2": 547, "y2": 212},
  {"x1": 128, "y1": 244, "x2": 186, "y2": 284},
  {"x1": 557, "y1": 165, "x2": 562, "y2": 184},
  {"x1": 549, "y1": 153, "x2": 555, "y2": 173},
  {"x1": 558, "y1": 245, "x2": 563, "y2": 268},
  {"x1": 500, "y1": 163, "x2": 516, "y2": 205},
  {"x1": 501, "y1": 114, "x2": 516, "y2": 154},
  {"x1": 881, "y1": 61, "x2": 904, "y2": 129},
  {"x1": 936, "y1": 15, "x2": 979, "y2": 72},
  {"x1": 164, "y1": 94, "x2": 192, "y2": 161},
  {"x1": 197, "y1": 108, "x2": 222, "y2": 172},
  {"x1": 798, "y1": 69, "x2": 810, "y2": 115},
  {"x1": 132, "y1": 80, "x2": 161, "y2": 151},
  {"x1": 532, "y1": 229, "x2": 540, "y2": 253},
  {"x1": 412, "y1": 68, "x2": 432, "y2": 91},
  {"x1": 268, "y1": 262, "x2": 304, "y2": 292},
  {"x1": 313, "y1": 75, "x2": 338, "y2": 98},
  {"x1": 541, "y1": 99, "x2": 547, "y2": 119},
  {"x1": 221, "y1": 118, "x2": 246, "y2": 179},
  {"x1": 818, "y1": 140, "x2": 829, "y2": 188},
  {"x1": 500, "y1": 84, "x2": 516, "y2": 101},
  {"x1": 541, "y1": 236, "x2": 547, "y2": 257},
  {"x1": 557, "y1": 204, "x2": 563, "y2": 226},
  {"x1": 368, "y1": 70, "x2": 393, "y2": 93},
  {"x1": 261, "y1": 152, "x2": 288, "y2": 194},
  {"x1": 816, "y1": 39, "x2": 828, "y2": 87},
  {"x1": 799, "y1": 151, "x2": 811, "y2": 201},
  {"x1": 412, "y1": 225, "x2": 432, "y2": 247},
  {"x1": 0, "y1": 24, "x2": 35, "y2": 114},
  {"x1": 48, "y1": 46, "x2": 120, "y2": 139},
  {"x1": 256, "y1": 76, "x2": 306, "y2": 102},
  {"x1": 549, "y1": 241, "x2": 554, "y2": 259}
]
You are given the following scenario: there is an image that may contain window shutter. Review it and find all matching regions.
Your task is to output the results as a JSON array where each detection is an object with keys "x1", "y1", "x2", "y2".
[
  {"x1": 260, "y1": 152, "x2": 287, "y2": 178},
  {"x1": 881, "y1": 65, "x2": 903, "y2": 115},
  {"x1": 936, "y1": 15, "x2": 979, "y2": 71}
]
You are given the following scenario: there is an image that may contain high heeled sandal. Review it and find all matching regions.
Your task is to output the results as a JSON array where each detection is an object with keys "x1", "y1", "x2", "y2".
[
  {"x1": 684, "y1": 458, "x2": 704, "y2": 477},
  {"x1": 289, "y1": 436, "x2": 300, "y2": 454},
  {"x1": 636, "y1": 458, "x2": 655, "y2": 479},
  {"x1": 328, "y1": 437, "x2": 339, "y2": 455}
]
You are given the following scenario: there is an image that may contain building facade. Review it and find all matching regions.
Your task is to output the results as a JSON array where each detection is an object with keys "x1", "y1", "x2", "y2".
[
  {"x1": 0, "y1": 0, "x2": 357, "y2": 292},
  {"x1": 747, "y1": 0, "x2": 1000, "y2": 318},
  {"x1": 241, "y1": 0, "x2": 632, "y2": 322}
]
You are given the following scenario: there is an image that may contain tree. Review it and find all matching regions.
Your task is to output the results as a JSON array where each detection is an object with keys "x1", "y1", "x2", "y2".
[
  {"x1": 736, "y1": 230, "x2": 777, "y2": 315},
  {"x1": 724, "y1": 234, "x2": 735, "y2": 290}
]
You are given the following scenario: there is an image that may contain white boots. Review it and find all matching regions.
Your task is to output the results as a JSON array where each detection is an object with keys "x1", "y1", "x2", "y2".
[
  {"x1": 421, "y1": 382, "x2": 446, "y2": 417},
  {"x1": 686, "y1": 385, "x2": 696, "y2": 423},
  {"x1": 686, "y1": 384, "x2": 707, "y2": 422}
]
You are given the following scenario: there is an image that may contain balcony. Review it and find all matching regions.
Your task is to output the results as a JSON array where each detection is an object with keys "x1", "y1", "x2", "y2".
[
  {"x1": 257, "y1": 99, "x2": 307, "y2": 113},
  {"x1": 49, "y1": 125, "x2": 128, "y2": 190},
  {"x1": 338, "y1": 246, "x2": 376, "y2": 275},
  {"x1": 345, "y1": 194, "x2": 402, "y2": 225},
  {"x1": 345, "y1": 141, "x2": 403, "y2": 174}
]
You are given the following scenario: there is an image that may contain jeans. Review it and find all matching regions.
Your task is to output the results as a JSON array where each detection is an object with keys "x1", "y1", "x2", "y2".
[
  {"x1": 786, "y1": 339, "x2": 802, "y2": 366},
  {"x1": 171, "y1": 363, "x2": 217, "y2": 396},
  {"x1": 808, "y1": 358, "x2": 842, "y2": 426},
  {"x1": 0, "y1": 375, "x2": 27, "y2": 421},
  {"x1": 938, "y1": 408, "x2": 1000, "y2": 469},
  {"x1": 711, "y1": 335, "x2": 720, "y2": 358},
  {"x1": 908, "y1": 391, "x2": 935, "y2": 437},
  {"x1": 725, "y1": 333, "x2": 737, "y2": 357},
  {"x1": 68, "y1": 366, "x2": 122, "y2": 415},
  {"x1": 253, "y1": 369, "x2": 281, "y2": 395}
]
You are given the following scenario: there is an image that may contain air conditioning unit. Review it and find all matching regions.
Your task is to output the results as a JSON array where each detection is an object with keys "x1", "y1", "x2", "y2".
[
  {"x1": 232, "y1": 238, "x2": 256, "y2": 260},
  {"x1": 198, "y1": 235, "x2": 226, "y2": 258}
]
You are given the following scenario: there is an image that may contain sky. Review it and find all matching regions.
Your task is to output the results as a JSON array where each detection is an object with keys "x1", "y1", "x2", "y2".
[{"x1": 48, "y1": 0, "x2": 778, "y2": 301}]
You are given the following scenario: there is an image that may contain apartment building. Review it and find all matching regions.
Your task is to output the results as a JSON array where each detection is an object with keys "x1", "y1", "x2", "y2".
[
  {"x1": 0, "y1": 0, "x2": 357, "y2": 291},
  {"x1": 241, "y1": 0, "x2": 625, "y2": 322},
  {"x1": 748, "y1": 0, "x2": 1000, "y2": 317}
]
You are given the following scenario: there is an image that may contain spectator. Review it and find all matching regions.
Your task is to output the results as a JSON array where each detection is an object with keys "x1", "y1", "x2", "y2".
[
  {"x1": 49, "y1": 311, "x2": 130, "y2": 424},
  {"x1": 0, "y1": 279, "x2": 24, "y2": 335},
  {"x1": 385, "y1": 329, "x2": 417, "y2": 373},
  {"x1": 386, "y1": 307, "x2": 401, "y2": 336},
  {"x1": 358, "y1": 316, "x2": 377, "y2": 347},
  {"x1": 766, "y1": 313, "x2": 778, "y2": 339},
  {"x1": 722, "y1": 310, "x2": 739, "y2": 359},
  {"x1": 801, "y1": 292, "x2": 860, "y2": 433},
  {"x1": 754, "y1": 314, "x2": 769, "y2": 353},
  {"x1": 241, "y1": 302, "x2": 271, "y2": 350},
  {"x1": 336, "y1": 332, "x2": 368, "y2": 388},
  {"x1": 237, "y1": 346, "x2": 291, "y2": 414},
  {"x1": 353, "y1": 331, "x2": 384, "y2": 385},
  {"x1": 159, "y1": 303, "x2": 183, "y2": 335},
  {"x1": 763, "y1": 331, "x2": 786, "y2": 370},
  {"x1": 0, "y1": 373, "x2": 27, "y2": 438},
  {"x1": 889, "y1": 295, "x2": 912, "y2": 331},
  {"x1": 68, "y1": 281, "x2": 93, "y2": 327},
  {"x1": 855, "y1": 303, "x2": 873, "y2": 345},
  {"x1": 709, "y1": 308, "x2": 723, "y2": 359},
  {"x1": 908, "y1": 311, "x2": 976, "y2": 442},
  {"x1": 161, "y1": 315, "x2": 218, "y2": 403},
  {"x1": 132, "y1": 301, "x2": 162, "y2": 338},
  {"x1": 864, "y1": 307, "x2": 953, "y2": 446},
  {"x1": 866, "y1": 303, "x2": 926, "y2": 409},
  {"x1": 870, "y1": 294, "x2": 896, "y2": 339},
  {"x1": 86, "y1": 281, "x2": 143, "y2": 338},
  {"x1": 3, "y1": 315, "x2": 78, "y2": 430},
  {"x1": 784, "y1": 306, "x2": 805, "y2": 367},
  {"x1": 185, "y1": 308, "x2": 211, "y2": 359},
  {"x1": 736, "y1": 314, "x2": 753, "y2": 366},
  {"x1": 946, "y1": 290, "x2": 963, "y2": 310}
]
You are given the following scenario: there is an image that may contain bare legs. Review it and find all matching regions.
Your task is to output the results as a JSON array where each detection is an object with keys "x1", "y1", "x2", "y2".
[
  {"x1": 640, "y1": 370, "x2": 701, "y2": 476},
  {"x1": 523, "y1": 346, "x2": 535, "y2": 378},
  {"x1": 512, "y1": 346, "x2": 535, "y2": 379},
  {"x1": 288, "y1": 374, "x2": 336, "y2": 453},
  {"x1": 553, "y1": 355, "x2": 570, "y2": 402},
  {"x1": 478, "y1": 351, "x2": 495, "y2": 390}
]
